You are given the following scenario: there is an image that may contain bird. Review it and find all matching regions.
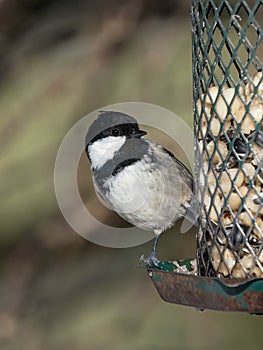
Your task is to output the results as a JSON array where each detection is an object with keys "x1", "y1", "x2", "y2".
[{"x1": 85, "y1": 110, "x2": 197, "y2": 267}]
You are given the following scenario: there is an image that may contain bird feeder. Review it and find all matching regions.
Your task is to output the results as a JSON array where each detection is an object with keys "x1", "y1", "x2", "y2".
[{"x1": 140, "y1": 0, "x2": 263, "y2": 313}]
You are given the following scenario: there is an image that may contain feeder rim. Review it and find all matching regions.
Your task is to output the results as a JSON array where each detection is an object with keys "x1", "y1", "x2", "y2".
[{"x1": 140, "y1": 265, "x2": 263, "y2": 288}]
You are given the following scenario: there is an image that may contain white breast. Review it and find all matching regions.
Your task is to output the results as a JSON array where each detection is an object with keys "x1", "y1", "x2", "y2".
[
  {"x1": 88, "y1": 136, "x2": 126, "y2": 169},
  {"x1": 102, "y1": 155, "x2": 186, "y2": 233}
]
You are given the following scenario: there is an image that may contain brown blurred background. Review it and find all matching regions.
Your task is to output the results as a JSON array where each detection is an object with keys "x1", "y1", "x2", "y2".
[{"x1": 0, "y1": 1, "x2": 262, "y2": 349}]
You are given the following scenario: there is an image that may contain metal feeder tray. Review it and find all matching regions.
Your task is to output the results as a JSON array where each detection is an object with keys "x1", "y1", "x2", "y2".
[{"x1": 139, "y1": 259, "x2": 263, "y2": 314}]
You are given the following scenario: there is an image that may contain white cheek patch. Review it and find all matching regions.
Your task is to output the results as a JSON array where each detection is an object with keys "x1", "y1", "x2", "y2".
[{"x1": 88, "y1": 136, "x2": 126, "y2": 169}]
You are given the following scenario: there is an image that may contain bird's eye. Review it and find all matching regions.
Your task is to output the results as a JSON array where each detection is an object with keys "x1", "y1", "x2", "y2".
[{"x1": 111, "y1": 128, "x2": 120, "y2": 136}]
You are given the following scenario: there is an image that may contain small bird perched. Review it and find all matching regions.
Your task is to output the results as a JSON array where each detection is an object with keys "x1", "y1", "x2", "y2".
[{"x1": 85, "y1": 111, "x2": 197, "y2": 266}]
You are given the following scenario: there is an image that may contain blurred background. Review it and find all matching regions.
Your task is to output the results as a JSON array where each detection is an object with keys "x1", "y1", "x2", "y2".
[{"x1": 0, "y1": 0, "x2": 262, "y2": 349}]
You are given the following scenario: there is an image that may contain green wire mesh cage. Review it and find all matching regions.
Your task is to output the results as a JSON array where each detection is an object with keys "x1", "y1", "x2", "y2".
[{"x1": 192, "y1": 0, "x2": 263, "y2": 278}]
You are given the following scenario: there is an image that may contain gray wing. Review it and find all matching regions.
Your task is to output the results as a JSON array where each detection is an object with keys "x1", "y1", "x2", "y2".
[{"x1": 155, "y1": 143, "x2": 199, "y2": 227}]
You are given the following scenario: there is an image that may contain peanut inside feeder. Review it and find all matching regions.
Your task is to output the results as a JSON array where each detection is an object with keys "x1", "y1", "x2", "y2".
[{"x1": 197, "y1": 72, "x2": 263, "y2": 278}]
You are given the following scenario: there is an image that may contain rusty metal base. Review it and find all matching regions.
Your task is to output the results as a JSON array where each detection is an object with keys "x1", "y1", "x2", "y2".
[{"x1": 141, "y1": 265, "x2": 263, "y2": 313}]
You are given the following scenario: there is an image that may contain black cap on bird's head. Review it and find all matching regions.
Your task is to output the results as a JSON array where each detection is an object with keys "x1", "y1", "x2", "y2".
[{"x1": 85, "y1": 111, "x2": 147, "y2": 148}]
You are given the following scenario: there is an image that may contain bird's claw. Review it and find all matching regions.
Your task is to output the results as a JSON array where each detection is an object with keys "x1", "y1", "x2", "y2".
[{"x1": 139, "y1": 253, "x2": 161, "y2": 269}]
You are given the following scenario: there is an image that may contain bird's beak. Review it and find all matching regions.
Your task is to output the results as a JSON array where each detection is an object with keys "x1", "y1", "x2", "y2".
[{"x1": 131, "y1": 129, "x2": 147, "y2": 138}]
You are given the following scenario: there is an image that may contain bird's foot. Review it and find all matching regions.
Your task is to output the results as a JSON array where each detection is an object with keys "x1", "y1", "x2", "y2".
[{"x1": 139, "y1": 252, "x2": 161, "y2": 269}]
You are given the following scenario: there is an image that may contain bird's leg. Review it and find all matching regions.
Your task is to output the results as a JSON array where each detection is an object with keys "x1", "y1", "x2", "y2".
[
  {"x1": 150, "y1": 234, "x2": 159, "y2": 261},
  {"x1": 139, "y1": 234, "x2": 160, "y2": 268}
]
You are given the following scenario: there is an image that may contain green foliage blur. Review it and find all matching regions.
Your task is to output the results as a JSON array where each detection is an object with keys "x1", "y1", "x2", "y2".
[{"x1": 0, "y1": 1, "x2": 262, "y2": 349}]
